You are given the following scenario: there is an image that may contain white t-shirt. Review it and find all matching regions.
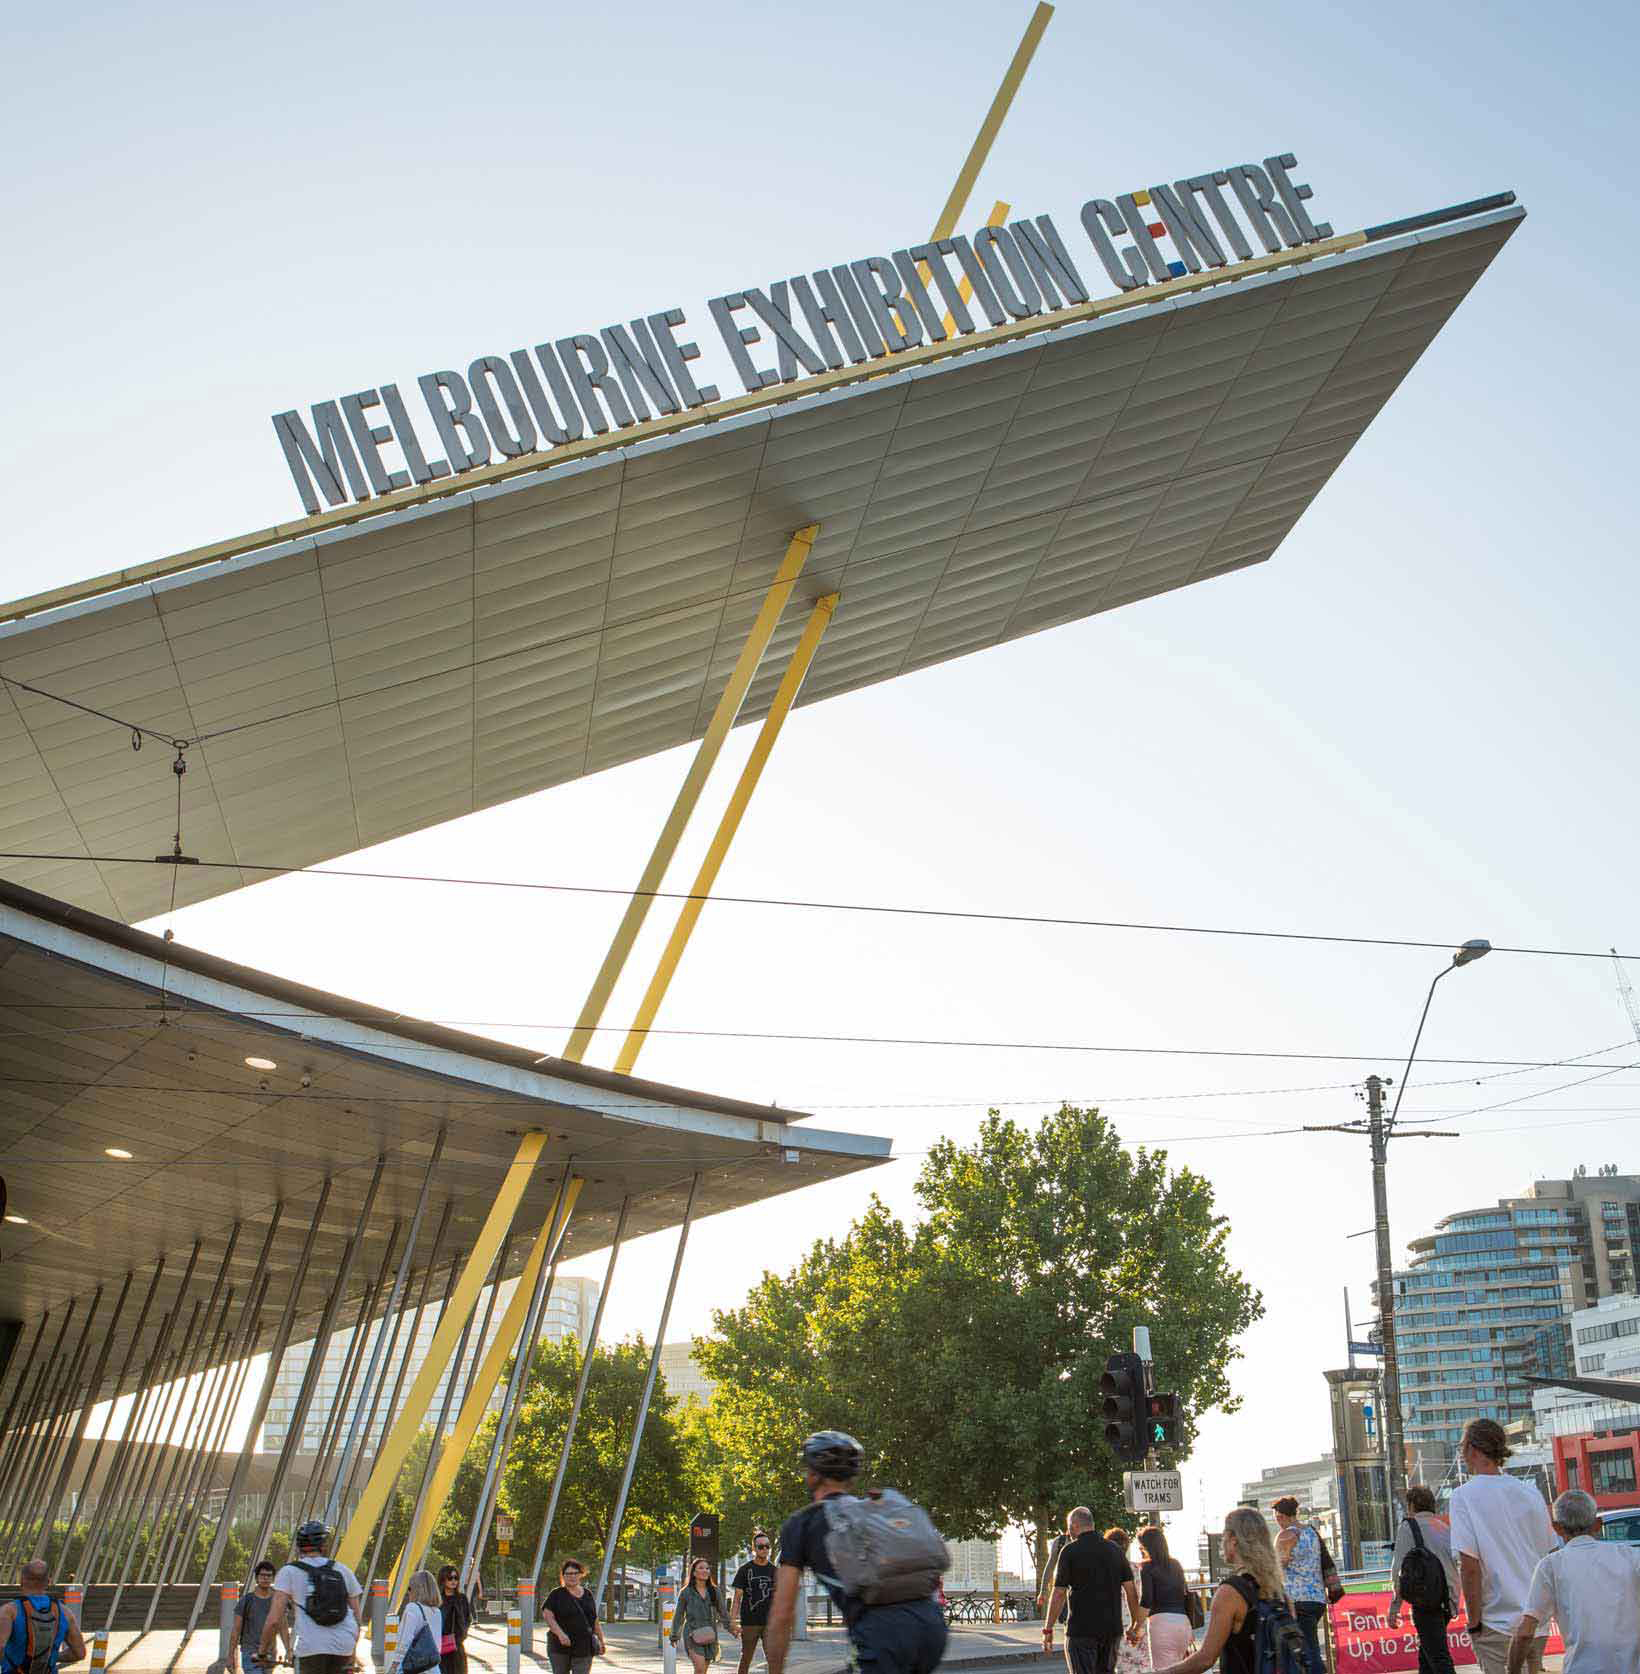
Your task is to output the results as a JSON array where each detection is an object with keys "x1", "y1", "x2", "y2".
[
  {"x1": 273, "y1": 1556, "x2": 362, "y2": 1657},
  {"x1": 1524, "y1": 1536, "x2": 1640, "y2": 1674},
  {"x1": 1448, "y1": 1473, "x2": 1554, "y2": 1635}
]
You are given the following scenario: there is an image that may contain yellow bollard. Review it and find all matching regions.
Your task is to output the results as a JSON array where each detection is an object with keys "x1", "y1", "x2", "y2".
[
  {"x1": 507, "y1": 1607, "x2": 521, "y2": 1674},
  {"x1": 385, "y1": 1612, "x2": 399, "y2": 1672},
  {"x1": 89, "y1": 1632, "x2": 107, "y2": 1672}
]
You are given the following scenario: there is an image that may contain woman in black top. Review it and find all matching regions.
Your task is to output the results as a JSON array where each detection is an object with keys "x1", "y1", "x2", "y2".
[
  {"x1": 543, "y1": 1557, "x2": 604, "y2": 1674},
  {"x1": 437, "y1": 1565, "x2": 474, "y2": 1674},
  {"x1": 1150, "y1": 1509, "x2": 1287, "y2": 1674},
  {"x1": 1137, "y1": 1526, "x2": 1195, "y2": 1667}
]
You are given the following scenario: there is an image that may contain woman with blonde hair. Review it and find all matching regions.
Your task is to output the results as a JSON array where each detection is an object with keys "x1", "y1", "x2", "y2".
[
  {"x1": 390, "y1": 1570, "x2": 444, "y2": 1674},
  {"x1": 1152, "y1": 1508, "x2": 1303, "y2": 1674}
]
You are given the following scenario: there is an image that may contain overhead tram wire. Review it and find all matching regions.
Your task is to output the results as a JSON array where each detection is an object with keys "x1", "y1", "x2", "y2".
[{"x1": 2, "y1": 848, "x2": 1639, "y2": 965}]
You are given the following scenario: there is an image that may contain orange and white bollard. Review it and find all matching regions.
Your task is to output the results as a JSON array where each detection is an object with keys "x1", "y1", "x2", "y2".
[
  {"x1": 516, "y1": 1581, "x2": 534, "y2": 1658},
  {"x1": 371, "y1": 1581, "x2": 389, "y2": 1667},
  {"x1": 220, "y1": 1583, "x2": 240, "y2": 1669},
  {"x1": 64, "y1": 1589, "x2": 84, "y2": 1628}
]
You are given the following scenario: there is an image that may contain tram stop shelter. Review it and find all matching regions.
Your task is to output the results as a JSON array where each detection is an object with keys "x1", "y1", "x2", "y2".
[{"x1": 0, "y1": 876, "x2": 886, "y2": 1641}]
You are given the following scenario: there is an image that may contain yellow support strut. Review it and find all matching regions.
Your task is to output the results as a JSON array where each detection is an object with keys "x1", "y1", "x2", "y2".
[
  {"x1": 930, "y1": 4, "x2": 1051, "y2": 242},
  {"x1": 388, "y1": 1175, "x2": 583, "y2": 1590},
  {"x1": 336, "y1": 1132, "x2": 547, "y2": 1570},
  {"x1": 613, "y1": 593, "x2": 841, "y2": 1076},
  {"x1": 562, "y1": 524, "x2": 818, "y2": 1064}
]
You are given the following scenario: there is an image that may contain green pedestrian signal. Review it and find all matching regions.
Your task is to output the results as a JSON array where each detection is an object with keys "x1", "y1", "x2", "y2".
[{"x1": 1146, "y1": 1391, "x2": 1184, "y2": 1450}]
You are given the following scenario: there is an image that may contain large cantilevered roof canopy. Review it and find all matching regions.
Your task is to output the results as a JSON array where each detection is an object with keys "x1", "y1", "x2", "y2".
[
  {"x1": 0, "y1": 877, "x2": 888, "y2": 1405},
  {"x1": 0, "y1": 203, "x2": 1521, "y2": 925}
]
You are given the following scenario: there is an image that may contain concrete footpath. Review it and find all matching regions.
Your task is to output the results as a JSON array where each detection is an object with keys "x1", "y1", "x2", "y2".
[{"x1": 100, "y1": 1615, "x2": 1050, "y2": 1674}]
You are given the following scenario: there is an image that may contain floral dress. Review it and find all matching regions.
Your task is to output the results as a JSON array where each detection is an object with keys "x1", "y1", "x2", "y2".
[{"x1": 1118, "y1": 1581, "x2": 1152, "y2": 1674}]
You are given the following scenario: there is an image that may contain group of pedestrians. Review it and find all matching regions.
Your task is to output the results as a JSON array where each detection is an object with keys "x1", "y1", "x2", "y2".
[{"x1": 1038, "y1": 1510, "x2": 1197, "y2": 1674}]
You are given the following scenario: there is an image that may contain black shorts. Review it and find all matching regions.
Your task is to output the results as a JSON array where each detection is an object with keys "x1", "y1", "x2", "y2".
[{"x1": 1063, "y1": 1639, "x2": 1117, "y2": 1674}]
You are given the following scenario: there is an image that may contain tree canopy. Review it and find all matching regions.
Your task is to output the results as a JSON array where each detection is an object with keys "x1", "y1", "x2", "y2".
[{"x1": 697, "y1": 1105, "x2": 1262, "y2": 1584}]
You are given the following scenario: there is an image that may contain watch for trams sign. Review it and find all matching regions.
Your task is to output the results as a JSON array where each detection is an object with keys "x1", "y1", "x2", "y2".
[{"x1": 272, "y1": 153, "x2": 1332, "y2": 517}]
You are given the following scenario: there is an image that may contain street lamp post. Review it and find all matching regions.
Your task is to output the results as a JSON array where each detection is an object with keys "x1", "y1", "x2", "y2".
[{"x1": 1308, "y1": 939, "x2": 1490, "y2": 1521}]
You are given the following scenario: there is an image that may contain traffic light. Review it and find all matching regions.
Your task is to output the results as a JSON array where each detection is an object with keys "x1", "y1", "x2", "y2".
[
  {"x1": 1146, "y1": 1391, "x2": 1184, "y2": 1451},
  {"x1": 1100, "y1": 1352, "x2": 1146, "y2": 1464}
]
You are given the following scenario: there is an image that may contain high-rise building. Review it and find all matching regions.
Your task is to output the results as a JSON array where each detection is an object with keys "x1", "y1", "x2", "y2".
[
  {"x1": 658, "y1": 1342, "x2": 715, "y2": 1406},
  {"x1": 945, "y1": 1538, "x2": 1000, "y2": 1592},
  {"x1": 1387, "y1": 1169, "x2": 1640, "y2": 1455},
  {"x1": 262, "y1": 1274, "x2": 600, "y2": 1454}
]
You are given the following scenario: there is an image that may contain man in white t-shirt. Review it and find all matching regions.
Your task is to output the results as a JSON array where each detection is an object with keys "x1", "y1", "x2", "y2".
[
  {"x1": 1510, "y1": 1488, "x2": 1640, "y2": 1674},
  {"x1": 260, "y1": 1519, "x2": 362, "y2": 1674},
  {"x1": 1448, "y1": 1419, "x2": 1554, "y2": 1674}
]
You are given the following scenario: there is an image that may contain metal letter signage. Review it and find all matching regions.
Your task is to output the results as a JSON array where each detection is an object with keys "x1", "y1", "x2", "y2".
[{"x1": 271, "y1": 153, "x2": 1331, "y2": 516}]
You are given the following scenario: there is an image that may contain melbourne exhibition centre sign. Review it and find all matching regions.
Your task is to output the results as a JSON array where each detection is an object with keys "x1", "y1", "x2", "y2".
[{"x1": 273, "y1": 153, "x2": 1333, "y2": 517}]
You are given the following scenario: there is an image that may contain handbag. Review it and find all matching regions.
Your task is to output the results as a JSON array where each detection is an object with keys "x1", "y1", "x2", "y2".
[
  {"x1": 1185, "y1": 1589, "x2": 1205, "y2": 1631},
  {"x1": 1315, "y1": 1529, "x2": 1345, "y2": 1606},
  {"x1": 690, "y1": 1627, "x2": 717, "y2": 1646},
  {"x1": 402, "y1": 1610, "x2": 440, "y2": 1674}
]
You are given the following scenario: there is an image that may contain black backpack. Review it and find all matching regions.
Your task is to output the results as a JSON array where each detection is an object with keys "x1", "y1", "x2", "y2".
[
  {"x1": 1398, "y1": 1518, "x2": 1448, "y2": 1613},
  {"x1": 299, "y1": 1559, "x2": 351, "y2": 1628},
  {"x1": 1250, "y1": 1597, "x2": 1308, "y2": 1674}
]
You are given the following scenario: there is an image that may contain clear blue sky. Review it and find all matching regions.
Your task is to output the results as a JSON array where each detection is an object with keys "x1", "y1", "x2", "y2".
[{"x1": 6, "y1": 0, "x2": 1640, "y2": 1564}]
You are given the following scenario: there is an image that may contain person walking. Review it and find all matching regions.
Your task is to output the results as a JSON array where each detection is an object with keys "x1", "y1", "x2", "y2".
[
  {"x1": 1509, "y1": 1487, "x2": 1640, "y2": 1674},
  {"x1": 232, "y1": 1562, "x2": 291, "y2": 1674},
  {"x1": 1271, "y1": 1498, "x2": 1326, "y2": 1674},
  {"x1": 1152, "y1": 1508, "x2": 1296, "y2": 1674},
  {"x1": 1387, "y1": 1486, "x2": 1461, "y2": 1674},
  {"x1": 730, "y1": 1533, "x2": 777, "y2": 1673},
  {"x1": 389, "y1": 1573, "x2": 445, "y2": 1674},
  {"x1": 543, "y1": 1558, "x2": 604, "y2": 1674},
  {"x1": 1041, "y1": 1508, "x2": 1143, "y2": 1674},
  {"x1": 671, "y1": 1559, "x2": 737, "y2": 1674},
  {"x1": 1103, "y1": 1531, "x2": 1150, "y2": 1674},
  {"x1": 1136, "y1": 1528, "x2": 1195, "y2": 1668},
  {"x1": 0, "y1": 1561, "x2": 85, "y2": 1674},
  {"x1": 435, "y1": 1566, "x2": 473, "y2": 1674},
  {"x1": 260, "y1": 1521, "x2": 362, "y2": 1674},
  {"x1": 1448, "y1": 1419, "x2": 1554, "y2": 1674},
  {"x1": 764, "y1": 1431, "x2": 947, "y2": 1674}
]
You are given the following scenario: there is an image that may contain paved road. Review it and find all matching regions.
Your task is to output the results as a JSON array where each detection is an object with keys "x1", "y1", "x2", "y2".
[{"x1": 99, "y1": 1613, "x2": 1050, "y2": 1674}]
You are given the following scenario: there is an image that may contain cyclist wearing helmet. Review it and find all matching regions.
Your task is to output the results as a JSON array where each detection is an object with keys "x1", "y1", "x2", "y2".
[{"x1": 764, "y1": 1431, "x2": 946, "y2": 1674}]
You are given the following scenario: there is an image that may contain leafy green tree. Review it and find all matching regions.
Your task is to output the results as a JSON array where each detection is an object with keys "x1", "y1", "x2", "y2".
[
  {"x1": 699, "y1": 1106, "x2": 1262, "y2": 1589},
  {"x1": 500, "y1": 1337, "x2": 704, "y2": 1582}
]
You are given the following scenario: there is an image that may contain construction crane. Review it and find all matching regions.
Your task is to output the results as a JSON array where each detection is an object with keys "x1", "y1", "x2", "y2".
[{"x1": 1615, "y1": 949, "x2": 1640, "y2": 1043}]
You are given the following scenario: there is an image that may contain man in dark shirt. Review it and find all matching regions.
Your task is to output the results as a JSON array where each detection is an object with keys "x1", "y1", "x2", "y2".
[
  {"x1": 731, "y1": 1533, "x2": 777, "y2": 1673},
  {"x1": 1042, "y1": 1509, "x2": 1143, "y2": 1674},
  {"x1": 765, "y1": 1430, "x2": 946, "y2": 1674},
  {"x1": 231, "y1": 1563, "x2": 287, "y2": 1674}
]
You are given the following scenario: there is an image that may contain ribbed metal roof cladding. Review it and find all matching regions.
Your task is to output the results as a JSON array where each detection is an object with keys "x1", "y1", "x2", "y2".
[
  {"x1": 0, "y1": 878, "x2": 887, "y2": 1398},
  {"x1": 0, "y1": 206, "x2": 1521, "y2": 925}
]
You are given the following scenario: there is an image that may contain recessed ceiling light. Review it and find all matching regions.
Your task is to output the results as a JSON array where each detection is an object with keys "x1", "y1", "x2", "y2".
[
  {"x1": 105, "y1": 1147, "x2": 133, "y2": 1160},
  {"x1": 4, "y1": 1214, "x2": 26, "y2": 1225},
  {"x1": 244, "y1": 1056, "x2": 278, "y2": 1071}
]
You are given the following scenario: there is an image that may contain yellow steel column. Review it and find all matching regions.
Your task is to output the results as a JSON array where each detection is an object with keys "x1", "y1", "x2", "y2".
[
  {"x1": 389, "y1": 1175, "x2": 583, "y2": 1588},
  {"x1": 562, "y1": 524, "x2": 819, "y2": 1063},
  {"x1": 335, "y1": 1132, "x2": 546, "y2": 1570},
  {"x1": 613, "y1": 593, "x2": 840, "y2": 1076},
  {"x1": 929, "y1": 4, "x2": 1052, "y2": 242}
]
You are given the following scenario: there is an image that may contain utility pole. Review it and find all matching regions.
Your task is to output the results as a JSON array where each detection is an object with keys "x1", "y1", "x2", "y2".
[
  {"x1": 1306, "y1": 1081, "x2": 1459, "y2": 1522},
  {"x1": 1366, "y1": 1074, "x2": 1407, "y2": 1514}
]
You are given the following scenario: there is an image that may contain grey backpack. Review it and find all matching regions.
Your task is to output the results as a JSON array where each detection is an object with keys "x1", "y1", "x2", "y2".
[{"x1": 823, "y1": 1490, "x2": 950, "y2": 1606}]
